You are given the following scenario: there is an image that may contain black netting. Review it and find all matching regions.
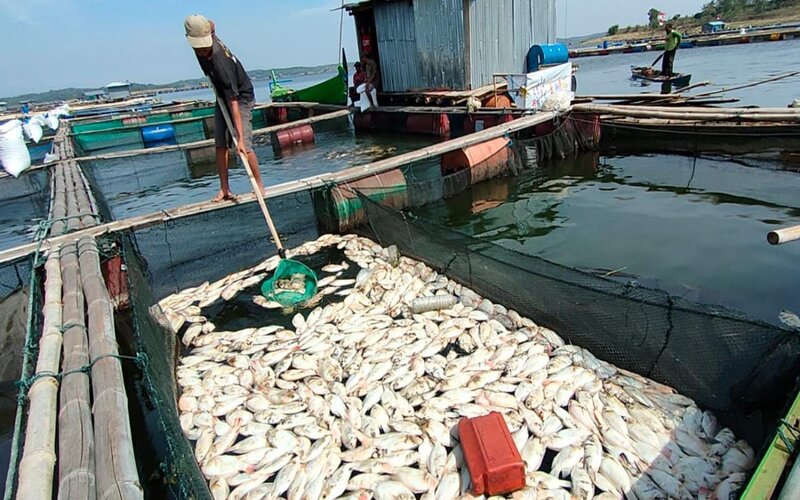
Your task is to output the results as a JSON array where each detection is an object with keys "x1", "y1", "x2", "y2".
[
  {"x1": 358, "y1": 192, "x2": 800, "y2": 446},
  {"x1": 121, "y1": 234, "x2": 211, "y2": 500},
  {"x1": 0, "y1": 171, "x2": 50, "y2": 252},
  {"x1": 128, "y1": 190, "x2": 319, "y2": 302}
]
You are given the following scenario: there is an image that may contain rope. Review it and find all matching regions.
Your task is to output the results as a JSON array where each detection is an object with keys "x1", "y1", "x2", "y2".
[
  {"x1": 777, "y1": 418, "x2": 800, "y2": 454},
  {"x1": 16, "y1": 352, "x2": 148, "y2": 393}
]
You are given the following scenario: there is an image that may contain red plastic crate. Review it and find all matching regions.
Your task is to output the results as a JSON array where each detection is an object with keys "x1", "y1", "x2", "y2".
[{"x1": 459, "y1": 412, "x2": 526, "y2": 496}]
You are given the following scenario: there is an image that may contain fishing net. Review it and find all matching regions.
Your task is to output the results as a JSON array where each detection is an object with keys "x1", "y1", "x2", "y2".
[
  {"x1": 355, "y1": 186, "x2": 800, "y2": 447},
  {"x1": 74, "y1": 111, "x2": 798, "y2": 496},
  {"x1": 260, "y1": 258, "x2": 318, "y2": 306},
  {"x1": 0, "y1": 169, "x2": 50, "y2": 252}
]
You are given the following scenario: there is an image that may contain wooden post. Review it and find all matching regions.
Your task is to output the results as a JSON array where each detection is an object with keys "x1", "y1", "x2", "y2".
[
  {"x1": 463, "y1": 0, "x2": 472, "y2": 90},
  {"x1": 58, "y1": 243, "x2": 96, "y2": 499},
  {"x1": 78, "y1": 237, "x2": 142, "y2": 499},
  {"x1": 17, "y1": 253, "x2": 62, "y2": 500},
  {"x1": 768, "y1": 225, "x2": 800, "y2": 245}
]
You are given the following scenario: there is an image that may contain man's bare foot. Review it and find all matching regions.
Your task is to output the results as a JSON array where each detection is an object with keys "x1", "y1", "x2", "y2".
[{"x1": 212, "y1": 190, "x2": 235, "y2": 203}]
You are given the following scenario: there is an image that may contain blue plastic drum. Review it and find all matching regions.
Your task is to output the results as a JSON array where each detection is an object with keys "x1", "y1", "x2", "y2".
[
  {"x1": 527, "y1": 44, "x2": 570, "y2": 72},
  {"x1": 141, "y1": 124, "x2": 176, "y2": 146}
]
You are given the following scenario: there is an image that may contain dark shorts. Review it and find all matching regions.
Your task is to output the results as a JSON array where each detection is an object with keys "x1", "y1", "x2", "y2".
[{"x1": 214, "y1": 98, "x2": 254, "y2": 151}]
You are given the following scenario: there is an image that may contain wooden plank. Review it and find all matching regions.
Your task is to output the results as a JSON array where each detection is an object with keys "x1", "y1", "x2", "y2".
[
  {"x1": 57, "y1": 243, "x2": 96, "y2": 499},
  {"x1": 17, "y1": 254, "x2": 62, "y2": 500},
  {"x1": 78, "y1": 237, "x2": 142, "y2": 499},
  {"x1": 0, "y1": 110, "x2": 559, "y2": 264}
]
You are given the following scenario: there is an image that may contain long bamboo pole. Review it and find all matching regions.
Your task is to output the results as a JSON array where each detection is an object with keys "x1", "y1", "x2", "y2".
[
  {"x1": 574, "y1": 104, "x2": 800, "y2": 122},
  {"x1": 17, "y1": 253, "x2": 62, "y2": 500},
  {"x1": 57, "y1": 243, "x2": 96, "y2": 499},
  {"x1": 692, "y1": 71, "x2": 800, "y2": 98},
  {"x1": 78, "y1": 236, "x2": 142, "y2": 499},
  {"x1": 579, "y1": 104, "x2": 800, "y2": 114}
]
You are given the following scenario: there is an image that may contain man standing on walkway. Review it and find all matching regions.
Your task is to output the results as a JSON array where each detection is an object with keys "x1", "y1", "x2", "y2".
[
  {"x1": 662, "y1": 23, "x2": 682, "y2": 77},
  {"x1": 184, "y1": 14, "x2": 265, "y2": 202}
]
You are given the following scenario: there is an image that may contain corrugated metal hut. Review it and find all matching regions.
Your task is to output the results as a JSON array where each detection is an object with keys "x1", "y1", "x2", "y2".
[
  {"x1": 346, "y1": 0, "x2": 557, "y2": 93},
  {"x1": 105, "y1": 82, "x2": 131, "y2": 101}
]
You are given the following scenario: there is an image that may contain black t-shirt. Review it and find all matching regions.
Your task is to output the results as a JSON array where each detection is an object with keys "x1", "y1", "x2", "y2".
[{"x1": 198, "y1": 40, "x2": 255, "y2": 102}]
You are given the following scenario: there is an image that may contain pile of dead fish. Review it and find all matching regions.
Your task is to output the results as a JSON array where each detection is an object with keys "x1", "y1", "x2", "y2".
[{"x1": 158, "y1": 234, "x2": 755, "y2": 500}]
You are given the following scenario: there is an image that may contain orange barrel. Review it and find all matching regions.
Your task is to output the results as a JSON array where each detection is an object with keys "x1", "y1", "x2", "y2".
[
  {"x1": 272, "y1": 124, "x2": 315, "y2": 150},
  {"x1": 441, "y1": 137, "x2": 511, "y2": 184},
  {"x1": 353, "y1": 112, "x2": 376, "y2": 131},
  {"x1": 482, "y1": 94, "x2": 513, "y2": 108},
  {"x1": 331, "y1": 169, "x2": 408, "y2": 231},
  {"x1": 122, "y1": 116, "x2": 146, "y2": 126},
  {"x1": 406, "y1": 113, "x2": 451, "y2": 138}
]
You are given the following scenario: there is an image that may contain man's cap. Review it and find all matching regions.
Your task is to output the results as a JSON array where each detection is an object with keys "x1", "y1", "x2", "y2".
[{"x1": 185, "y1": 15, "x2": 213, "y2": 48}]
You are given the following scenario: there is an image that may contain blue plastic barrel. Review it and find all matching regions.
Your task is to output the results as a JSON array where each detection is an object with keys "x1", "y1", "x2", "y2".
[
  {"x1": 141, "y1": 124, "x2": 175, "y2": 145},
  {"x1": 527, "y1": 44, "x2": 570, "y2": 72}
]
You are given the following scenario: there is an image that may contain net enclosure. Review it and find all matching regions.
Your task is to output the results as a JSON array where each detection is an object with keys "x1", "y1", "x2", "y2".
[{"x1": 8, "y1": 111, "x2": 797, "y2": 498}]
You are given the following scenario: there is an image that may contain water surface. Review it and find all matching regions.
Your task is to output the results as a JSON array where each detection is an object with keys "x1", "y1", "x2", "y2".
[
  {"x1": 575, "y1": 40, "x2": 800, "y2": 107},
  {"x1": 413, "y1": 153, "x2": 800, "y2": 325}
]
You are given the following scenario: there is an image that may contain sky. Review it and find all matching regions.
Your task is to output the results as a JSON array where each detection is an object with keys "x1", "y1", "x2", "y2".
[{"x1": 0, "y1": 0, "x2": 708, "y2": 97}]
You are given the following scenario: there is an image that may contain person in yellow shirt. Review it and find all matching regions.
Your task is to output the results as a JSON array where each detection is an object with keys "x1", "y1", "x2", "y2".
[{"x1": 662, "y1": 23, "x2": 683, "y2": 77}]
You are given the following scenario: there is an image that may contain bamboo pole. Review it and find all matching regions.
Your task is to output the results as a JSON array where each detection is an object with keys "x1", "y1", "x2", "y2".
[
  {"x1": 692, "y1": 71, "x2": 800, "y2": 98},
  {"x1": 768, "y1": 225, "x2": 800, "y2": 245},
  {"x1": 57, "y1": 243, "x2": 96, "y2": 499},
  {"x1": 51, "y1": 165, "x2": 67, "y2": 236},
  {"x1": 78, "y1": 236, "x2": 142, "y2": 499},
  {"x1": 574, "y1": 104, "x2": 800, "y2": 122},
  {"x1": 16, "y1": 253, "x2": 62, "y2": 500},
  {"x1": 594, "y1": 104, "x2": 800, "y2": 115}
]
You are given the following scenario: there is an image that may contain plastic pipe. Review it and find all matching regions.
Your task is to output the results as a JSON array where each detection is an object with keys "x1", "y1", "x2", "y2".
[{"x1": 768, "y1": 225, "x2": 800, "y2": 245}]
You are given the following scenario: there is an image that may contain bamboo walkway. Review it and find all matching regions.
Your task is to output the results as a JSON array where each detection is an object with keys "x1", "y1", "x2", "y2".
[{"x1": 12, "y1": 128, "x2": 142, "y2": 500}]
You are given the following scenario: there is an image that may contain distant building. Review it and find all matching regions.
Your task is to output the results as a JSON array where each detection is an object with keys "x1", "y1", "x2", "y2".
[
  {"x1": 82, "y1": 89, "x2": 107, "y2": 102},
  {"x1": 345, "y1": 0, "x2": 557, "y2": 92},
  {"x1": 0, "y1": 102, "x2": 7, "y2": 112},
  {"x1": 702, "y1": 21, "x2": 726, "y2": 34},
  {"x1": 105, "y1": 81, "x2": 131, "y2": 100}
]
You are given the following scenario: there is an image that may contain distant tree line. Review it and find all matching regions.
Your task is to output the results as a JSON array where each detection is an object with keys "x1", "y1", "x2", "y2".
[
  {"x1": 697, "y1": 0, "x2": 799, "y2": 20},
  {"x1": 606, "y1": 0, "x2": 797, "y2": 37}
]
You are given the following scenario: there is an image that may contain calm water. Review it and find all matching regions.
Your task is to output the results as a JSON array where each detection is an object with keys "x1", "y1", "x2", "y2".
[
  {"x1": 575, "y1": 40, "x2": 800, "y2": 107},
  {"x1": 413, "y1": 153, "x2": 800, "y2": 326},
  {"x1": 85, "y1": 118, "x2": 437, "y2": 219}
]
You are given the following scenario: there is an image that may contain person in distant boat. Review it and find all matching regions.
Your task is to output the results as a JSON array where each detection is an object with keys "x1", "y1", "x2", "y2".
[
  {"x1": 184, "y1": 14, "x2": 265, "y2": 202},
  {"x1": 350, "y1": 62, "x2": 366, "y2": 103},
  {"x1": 662, "y1": 23, "x2": 682, "y2": 77},
  {"x1": 361, "y1": 55, "x2": 380, "y2": 107}
]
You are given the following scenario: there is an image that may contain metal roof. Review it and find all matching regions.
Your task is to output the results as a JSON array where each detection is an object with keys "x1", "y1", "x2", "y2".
[
  {"x1": 105, "y1": 82, "x2": 130, "y2": 88},
  {"x1": 706, "y1": 21, "x2": 725, "y2": 25}
]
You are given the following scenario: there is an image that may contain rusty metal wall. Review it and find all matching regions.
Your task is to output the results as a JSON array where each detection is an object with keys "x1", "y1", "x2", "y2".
[
  {"x1": 468, "y1": 0, "x2": 557, "y2": 88},
  {"x1": 372, "y1": 1, "x2": 423, "y2": 92},
  {"x1": 412, "y1": 0, "x2": 466, "y2": 90}
]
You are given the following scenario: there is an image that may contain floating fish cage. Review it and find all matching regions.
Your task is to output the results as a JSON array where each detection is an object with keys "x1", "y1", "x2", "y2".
[
  {"x1": 70, "y1": 104, "x2": 339, "y2": 156},
  {"x1": 2, "y1": 110, "x2": 800, "y2": 499}
]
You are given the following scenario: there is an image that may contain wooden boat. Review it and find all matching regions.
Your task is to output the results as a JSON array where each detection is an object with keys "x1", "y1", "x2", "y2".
[
  {"x1": 630, "y1": 66, "x2": 691, "y2": 88},
  {"x1": 271, "y1": 51, "x2": 348, "y2": 105}
]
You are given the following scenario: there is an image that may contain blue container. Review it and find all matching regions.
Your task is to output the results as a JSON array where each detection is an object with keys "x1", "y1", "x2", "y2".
[
  {"x1": 141, "y1": 124, "x2": 175, "y2": 145},
  {"x1": 526, "y1": 44, "x2": 569, "y2": 72}
]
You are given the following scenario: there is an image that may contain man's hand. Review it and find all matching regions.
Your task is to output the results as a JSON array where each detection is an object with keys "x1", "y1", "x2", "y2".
[{"x1": 236, "y1": 136, "x2": 248, "y2": 159}]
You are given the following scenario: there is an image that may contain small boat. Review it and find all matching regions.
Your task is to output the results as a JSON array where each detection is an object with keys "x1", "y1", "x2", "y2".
[
  {"x1": 271, "y1": 50, "x2": 348, "y2": 105},
  {"x1": 630, "y1": 66, "x2": 692, "y2": 88}
]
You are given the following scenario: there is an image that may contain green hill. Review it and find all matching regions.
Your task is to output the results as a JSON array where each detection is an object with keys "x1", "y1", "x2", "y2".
[{"x1": 1, "y1": 63, "x2": 342, "y2": 106}]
